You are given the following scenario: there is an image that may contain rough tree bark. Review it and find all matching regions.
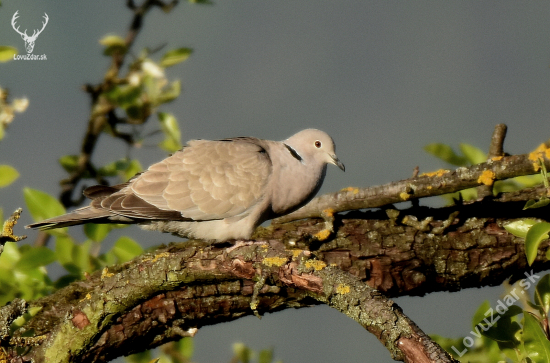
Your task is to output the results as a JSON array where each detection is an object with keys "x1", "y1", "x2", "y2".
[{"x1": 2, "y1": 125, "x2": 550, "y2": 363}]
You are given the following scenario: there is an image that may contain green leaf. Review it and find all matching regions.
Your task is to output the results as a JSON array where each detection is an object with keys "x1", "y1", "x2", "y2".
[
  {"x1": 534, "y1": 274, "x2": 550, "y2": 316},
  {"x1": 258, "y1": 349, "x2": 274, "y2": 363},
  {"x1": 105, "y1": 85, "x2": 142, "y2": 107},
  {"x1": 59, "y1": 155, "x2": 79, "y2": 174},
  {"x1": 505, "y1": 219, "x2": 539, "y2": 239},
  {"x1": 155, "y1": 80, "x2": 181, "y2": 105},
  {"x1": 232, "y1": 343, "x2": 251, "y2": 363},
  {"x1": 423, "y1": 143, "x2": 467, "y2": 166},
  {"x1": 23, "y1": 187, "x2": 66, "y2": 223},
  {"x1": 479, "y1": 305, "x2": 523, "y2": 342},
  {"x1": 160, "y1": 48, "x2": 193, "y2": 67},
  {"x1": 472, "y1": 300, "x2": 491, "y2": 329},
  {"x1": 459, "y1": 143, "x2": 487, "y2": 165},
  {"x1": 28, "y1": 306, "x2": 43, "y2": 317},
  {"x1": 72, "y1": 240, "x2": 95, "y2": 274},
  {"x1": 56, "y1": 236, "x2": 86, "y2": 276},
  {"x1": 122, "y1": 159, "x2": 142, "y2": 181},
  {"x1": 125, "y1": 104, "x2": 148, "y2": 120},
  {"x1": 0, "y1": 165, "x2": 19, "y2": 187},
  {"x1": 496, "y1": 174, "x2": 544, "y2": 195},
  {"x1": 524, "y1": 198, "x2": 550, "y2": 210},
  {"x1": 125, "y1": 351, "x2": 152, "y2": 363},
  {"x1": 0, "y1": 46, "x2": 17, "y2": 62},
  {"x1": 99, "y1": 35, "x2": 127, "y2": 56},
  {"x1": 10, "y1": 307, "x2": 43, "y2": 333},
  {"x1": 55, "y1": 235, "x2": 76, "y2": 266},
  {"x1": 84, "y1": 224, "x2": 112, "y2": 243},
  {"x1": 0, "y1": 242, "x2": 21, "y2": 270},
  {"x1": 98, "y1": 250, "x2": 117, "y2": 267},
  {"x1": 98, "y1": 158, "x2": 131, "y2": 177},
  {"x1": 514, "y1": 175, "x2": 544, "y2": 188},
  {"x1": 525, "y1": 222, "x2": 550, "y2": 265},
  {"x1": 112, "y1": 236, "x2": 143, "y2": 263},
  {"x1": 16, "y1": 247, "x2": 56, "y2": 271},
  {"x1": 158, "y1": 112, "x2": 182, "y2": 153},
  {"x1": 173, "y1": 337, "x2": 194, "y2": 359},
  {"x1": 523, "y1": 312, "x2": 550, "y2": 362},
  {"x1": 54, "y1": 274, "x2": 80, "y2": 289}
]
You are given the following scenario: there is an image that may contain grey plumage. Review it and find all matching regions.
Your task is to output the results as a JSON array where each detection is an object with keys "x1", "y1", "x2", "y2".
[{"x1": 26, "y1": 129, "x2": 344, "y2": 242}]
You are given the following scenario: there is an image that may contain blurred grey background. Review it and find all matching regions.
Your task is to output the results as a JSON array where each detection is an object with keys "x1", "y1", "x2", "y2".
[{"x1": 1, "y1": 1, "x2": 550, "y2": 362}]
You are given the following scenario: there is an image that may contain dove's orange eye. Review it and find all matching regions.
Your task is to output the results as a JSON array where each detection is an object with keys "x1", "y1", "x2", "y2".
[{"x1": 314, "y1": 141, "x2": 322, "y2": 148}]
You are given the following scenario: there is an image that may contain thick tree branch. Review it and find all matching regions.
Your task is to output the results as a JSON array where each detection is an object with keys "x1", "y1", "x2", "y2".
[
  {"x1": 11, "y1": 238, "x2": 461, "y2": 363},
  {"x1": 262, "y1": 191, "x2": 550, "y2": 296}
]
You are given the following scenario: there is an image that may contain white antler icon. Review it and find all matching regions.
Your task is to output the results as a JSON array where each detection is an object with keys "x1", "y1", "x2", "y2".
[{"x1": 11, "y1": 11, "x2": 49, "y2": 54}]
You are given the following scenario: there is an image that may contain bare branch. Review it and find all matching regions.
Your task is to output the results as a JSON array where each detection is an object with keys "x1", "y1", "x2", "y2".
[
  {"x1": 478, "y1": 123, "x2": 508, "y2": 199},
  {"x1": 276, "y1": 151, "x2": 547, "y2": 223}
]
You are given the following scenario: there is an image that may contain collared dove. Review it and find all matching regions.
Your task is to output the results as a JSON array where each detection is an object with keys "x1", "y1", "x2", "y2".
[{"x1": 26, "y1": 129, "x2": 344, "y2": 242}]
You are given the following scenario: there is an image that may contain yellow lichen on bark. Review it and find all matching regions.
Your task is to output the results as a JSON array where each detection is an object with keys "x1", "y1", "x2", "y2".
[
  {"x1": 79, "y1": 293, "x2": 92, "y2": 303},
  {"x1": 305, "y1": 260, "x2": 326, "y2": 271},
  {"x1": 314, "y1": 229, "x2": 331, "y2": 241},
  {"x1": 336, "y1": 284, "x2": 351, "y2": 294},
  {"x1": 263, "y1": 256, "x2": 287, "y2": 267},
  {"x1": 101, "y1": 267, "x2": 114, "y2": 279},
  {"x1": 420, "y1": 169, "x2": 450, "y2": 177},
  {"x1": 477, "y1": 170, "x2": 495, "y2": 186},
  {"x1": 399, "y1": 192, "x2": 410, "y2": 201},
  {"x1": 340, "y1": 186, "x2": 359, "y2": 194},
  {"x1": 152, "y1": 252, "x2": 170, "y2": 262},
  {"x1": 141, "y1": 251, "x2": 171, "y2": 264},
  {"x1": 528, "y1": 143, "x2": 549, "y2": 171},
  {"x1": 322, "y1": 208, "x2": 335, "y2": 218}
]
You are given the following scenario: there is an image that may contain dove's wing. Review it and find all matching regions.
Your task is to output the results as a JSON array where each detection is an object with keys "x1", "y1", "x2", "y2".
[{"x1": 95, "y1": 138, "x2": 272, "y2": 221}]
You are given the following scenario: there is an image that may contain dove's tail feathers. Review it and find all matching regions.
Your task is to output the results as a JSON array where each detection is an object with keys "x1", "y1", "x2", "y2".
[{"x1": 25, "y1": 207, "x2": 131, "y2": 230}]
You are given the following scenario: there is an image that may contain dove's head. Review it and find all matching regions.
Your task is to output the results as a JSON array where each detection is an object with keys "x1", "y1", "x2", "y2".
[{"x1": 285, "y1": 129, "x2": 345, "y2": 171}]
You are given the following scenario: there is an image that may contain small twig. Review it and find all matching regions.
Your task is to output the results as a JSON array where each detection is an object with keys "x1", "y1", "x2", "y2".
[
  {"x1": 488, "y1": 123, "x2": 507, "y2": 157},
  {"x1": 412, "y1": 166, "x2": 419, "y2": 178},
  {"x1": 478, "y1": 123, "x2": 507, "y2": 199}
]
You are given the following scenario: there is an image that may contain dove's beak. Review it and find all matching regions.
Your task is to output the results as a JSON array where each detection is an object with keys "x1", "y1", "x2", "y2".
[{"x1": 330, "y1": 155, "x2": 345, "y2": 171}]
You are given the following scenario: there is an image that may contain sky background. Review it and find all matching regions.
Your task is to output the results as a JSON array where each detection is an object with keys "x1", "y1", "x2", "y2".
[{"x1": 1, "y1": 1, "x2": 550, "y2": 362}]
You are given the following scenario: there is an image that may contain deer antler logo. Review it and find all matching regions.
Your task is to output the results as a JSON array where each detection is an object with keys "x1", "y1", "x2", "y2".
[{"x1": 11, "y1": 11, "x2": 49, "y2": 54}]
